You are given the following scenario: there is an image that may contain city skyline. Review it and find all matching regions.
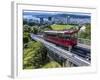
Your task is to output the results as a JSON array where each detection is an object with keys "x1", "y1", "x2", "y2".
[{"x1": 23, "y1": 10, "x2": 91, "y2": 24}]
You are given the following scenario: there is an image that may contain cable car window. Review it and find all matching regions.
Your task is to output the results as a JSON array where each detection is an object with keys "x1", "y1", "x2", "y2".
[
  {"x1": 46, "y1": 33, "x2": 57, "y2": 37},
  {"x1": 63, "y1": 34, "x2": 71, "y2": 39},
  {"x1": 58, "y1": 33, "x2": 62, "y2": 38}
]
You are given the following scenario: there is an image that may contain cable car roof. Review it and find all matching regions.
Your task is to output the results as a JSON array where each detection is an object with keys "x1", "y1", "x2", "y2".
[{"x1": 44, "y1": 30, "x2": 78, "y2": 34}]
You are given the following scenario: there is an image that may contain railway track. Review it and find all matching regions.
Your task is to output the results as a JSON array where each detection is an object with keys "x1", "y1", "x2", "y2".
[
  {"x1": 71, "y1": 46, "x2": 90, "y2": 61},
  {"x1": 37, "y1": 34, "x2": 91, "y2": 61},
  {"x1": 31, "y1": 33, "x2": 91, "y2": 66},
  {"x1": 55, "y1": 45, "x2": 90, "y2": 61}
]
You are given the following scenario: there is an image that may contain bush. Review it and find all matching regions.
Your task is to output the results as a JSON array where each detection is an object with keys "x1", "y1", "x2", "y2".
[
  {"x1": 23, "y1": 41, "x2": 47, "y2": 69},
  {"x1": 23, "y1": 36, "x2": 29, "y2": 44}
]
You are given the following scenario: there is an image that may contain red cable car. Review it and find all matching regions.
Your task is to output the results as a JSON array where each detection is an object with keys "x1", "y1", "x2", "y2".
[{"x1": 43, "y1": 27, "x2": 81, "y2": 51}]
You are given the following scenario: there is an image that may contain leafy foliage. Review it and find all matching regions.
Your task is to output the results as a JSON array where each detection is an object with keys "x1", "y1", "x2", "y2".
[
  {"x1": 78, "y1": 24, "x2": 91, "y2": 39},
  {"x1": 23, "y1": 19, "x2": 28, "y2": 25},
  {"x1": 23, "y1": 32, "x2": 30, "y2": 44},
  {"x1": 23, "y1": 41, "x2": 48, "y2": 69},
  {"x1": 43, "y1": 61, "x2": 61, "y2": 68}
]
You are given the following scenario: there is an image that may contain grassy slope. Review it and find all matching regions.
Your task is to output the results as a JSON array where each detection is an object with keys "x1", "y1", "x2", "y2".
[{"x1": 51, "y1": 24, "x2": 74, "y2": 30}]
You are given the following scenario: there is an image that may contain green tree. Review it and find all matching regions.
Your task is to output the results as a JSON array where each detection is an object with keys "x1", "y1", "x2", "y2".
[
  {"x1": 78, "y1": 24, "x2": 91, "y2": 39},
  {"x1": 23, "y1": 41, "x2": 47, "y2": 69},
  {"x1": 23, "y1": 19, "x2": 28, "y2": 25}
]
